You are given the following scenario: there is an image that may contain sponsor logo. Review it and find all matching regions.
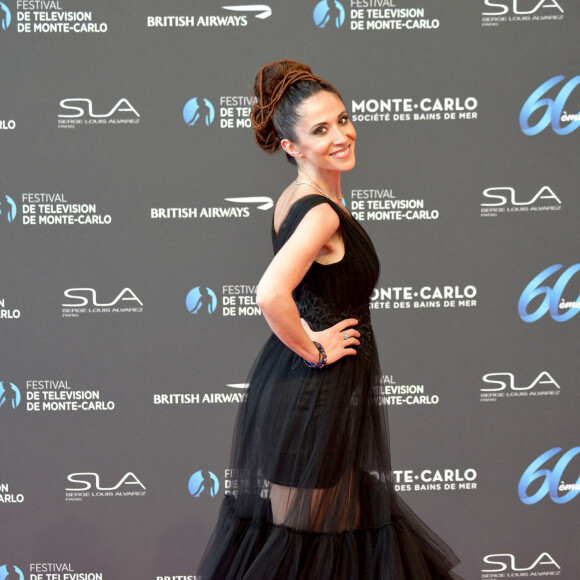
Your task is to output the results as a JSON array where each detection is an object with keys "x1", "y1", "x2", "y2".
[
  {"x1": 0, "y1": 195, "x2": 17, "y2": 223},
  {"x1": 189, "y1": 470, "x2": 219, "y2": 498},
  {"x1": 186, "y1": 285, "x2": 262, "y2": 317},
  {"x1": 0, "y1": 2, "x2": 11, "y2": 31},
  {"x1": 0, "y1": 566, "x2": 24, "y2": 580},
  {"x1": 11, "y1": 1, "x2": 108, "y2": 34},
  {"x1": 482, "y1": 0, "x2": 564, "y2": 27},
  {"x1": 62, "y1": 287, "x2": 144, "y2": 317},
  {"x1": 349, "y1": 188, "x2": 439, "y2": 221},
  {"x1": 0, "y1": 119, "x2": 16, "y2": 130},
  {"x1": 181, "y1": 95, "x2": 256, "y2": 129},
  {"x1": 376, "y1": 374, "x2": 440, "y2": 406},
  {"x1": 0, "y1": 296, "x2": 21, "y2": 319},
  {"x1": 481, "y1": 185, "x2": 561, "y2": 216},
  {"x1": 339, "y1": 1, "x2": 441, "y2": 31},
  {"x1": 520, "y1": 75, "x2": 580, "y2": 135},
  {"x1": 393, "y1": 467, "x2": 478, "y2": 492},
  {"x1": 20, "y1": 192, "x2": 111, "y2": 225},
  {"x1": 519, "y1": 264, "x2": 580, "y2": 322},
  {"x1": 371, "y1": 285, "x2": 477, "y2": 310},
  {"x1": 481, "y1": 552, "x2": 561, "y2": 578},
  {"x1": 58, "y1": 98, "x2": 140, "y2": 129},
  {"x1": 25, "y1": 379, "x2": 115, "y2": 412},
  {"x1": 314, "y1": 0, "x2": 345, "y2": 28},
  {"x1": 519, "y1": 447, "x2": 580, "y2": 504},
  {"x1": 186, "y1": 286, "x2": 218, "y2": 315},
  {"x1": 147, "y1": 4, "x2": 270, "y2": 28},
  {"x1": 480, "y1": 371, "x2": 560, "y2": 402},
  {"x1": 153, "y1": 383, "x2": 248, "y2": 406},
  {"x1": 66, "y1": 471, "x2": 146, "y2": 501},
  {"x1": 151, "y1": 196, "x2": 272, "y2": 220},
  {"x1": 351, "y1": 96, "x2": 478, "y2": 123},
  {"x1": 0, "y1": 481, "x2": 24, "y2": 504},
  {"x1": 0, "y1": 381, "x2": 21, "y2": 410},
  {"x1": 183, "y1": 97, "x2": 215, "y2": 127}
]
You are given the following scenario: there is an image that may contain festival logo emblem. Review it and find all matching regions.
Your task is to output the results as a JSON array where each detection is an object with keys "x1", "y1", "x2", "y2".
[
  {"x1": 520, "y1": 75, "x2": 580, "y2": 135},
  {"x1": 183, "y1": 97, "x2": 215, "y2": 127},
  {"x1": 186, "y1": 286, "x2": 218, "y2": 315},
  {"x1": 0, "y1": 195, "x2": 17, "y2": 223},
  {"x1": 313, "y1": 0, "x2": 345, "y2": 28},
  {"x1": 519, "y1": 447, "x2": 580, "y2": 504},
  {"x1": 0, "y1": 2, "x2": 11, "y2": 31},
  {"x1": 0, "y1": 382, "x2": 21, "y2": 410},
  {"x1": 189, "y1": 470, "x2": 220, "y2": 498},
  {"x1": 0, "y1": 565, "x2": 24, "y2": 580}
]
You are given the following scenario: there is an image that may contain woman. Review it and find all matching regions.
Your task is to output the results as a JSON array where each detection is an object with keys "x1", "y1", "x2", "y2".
[{"x1": 198, "y1": 60, "x2": 462, "y2": 579}]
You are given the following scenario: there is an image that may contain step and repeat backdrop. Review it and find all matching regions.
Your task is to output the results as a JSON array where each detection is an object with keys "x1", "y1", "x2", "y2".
[{"x1": 1, "y1": 1, "x2": 578, "y2": 578}]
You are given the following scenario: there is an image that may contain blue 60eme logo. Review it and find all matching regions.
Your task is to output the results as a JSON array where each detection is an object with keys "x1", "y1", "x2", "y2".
[
  {"x1": 520, "y1": 75, "x2": 580, "y2": 135},
  {"x1": 518, "y1": 264, "x2": 580, "y2": 322},
  {"x1": 519, "y1": 447, "x2": 580, "y2": 504}
]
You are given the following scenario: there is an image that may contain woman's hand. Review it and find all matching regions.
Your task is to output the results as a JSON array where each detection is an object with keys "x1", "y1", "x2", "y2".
[{"x1": 301, "y1": 318, "x2": 360, "y2": 365}]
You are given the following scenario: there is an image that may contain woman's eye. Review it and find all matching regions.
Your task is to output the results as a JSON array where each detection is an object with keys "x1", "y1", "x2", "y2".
[
  {"x1": 314, "y1": 127, "x2": 327, "y2": 135},
  {"x1": 339, "y1": 115, "x2": 349, "y2": 124}
]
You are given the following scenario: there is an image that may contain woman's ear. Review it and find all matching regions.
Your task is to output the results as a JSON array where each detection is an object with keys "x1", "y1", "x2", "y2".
[{"x1": 281, "y1": 138, "x2": 302, "y2": 159}]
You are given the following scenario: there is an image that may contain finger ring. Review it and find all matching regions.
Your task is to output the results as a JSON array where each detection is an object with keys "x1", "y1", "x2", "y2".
[{"x1": 344, "y1": 332, "x2": 349, "y2": 340}]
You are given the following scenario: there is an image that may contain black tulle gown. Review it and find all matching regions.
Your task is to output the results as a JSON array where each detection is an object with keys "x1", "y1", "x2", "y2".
[{"x1": 199, "y1": 195, "x2": 462, "y2": 579}]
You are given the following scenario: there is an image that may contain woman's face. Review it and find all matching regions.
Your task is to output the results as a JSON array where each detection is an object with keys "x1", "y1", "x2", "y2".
[{"x1": 284, "y1": 90, "x2": 356, "y2": 174}]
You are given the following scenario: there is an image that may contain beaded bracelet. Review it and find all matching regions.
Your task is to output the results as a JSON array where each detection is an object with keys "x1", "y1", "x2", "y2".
[{"x1": 303, "y1": 341, "x2": 327, "y2": 369}]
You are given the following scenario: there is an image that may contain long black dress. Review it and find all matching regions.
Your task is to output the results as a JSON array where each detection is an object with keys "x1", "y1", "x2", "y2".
[{"x1": 198, "y1": 195, "x2": 462, "y2": 579}]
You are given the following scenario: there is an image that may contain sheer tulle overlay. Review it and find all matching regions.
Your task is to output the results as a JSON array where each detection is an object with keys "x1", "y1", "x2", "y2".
[{"x1": 198, "y1": 196, "x2": 462, "y2": 579}]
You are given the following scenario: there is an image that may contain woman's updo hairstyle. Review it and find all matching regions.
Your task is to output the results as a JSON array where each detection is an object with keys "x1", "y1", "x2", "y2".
[{"x1": 250, "y1": 60, "x2": 342, "y2": 165}]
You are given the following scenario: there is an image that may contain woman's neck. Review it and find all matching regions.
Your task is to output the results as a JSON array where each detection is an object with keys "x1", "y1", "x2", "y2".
[{"x1": 295, "y1": 166, "x2": 342, "y2": 200}]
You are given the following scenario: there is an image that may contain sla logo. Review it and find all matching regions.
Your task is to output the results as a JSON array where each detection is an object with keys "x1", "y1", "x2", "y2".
[
  {"x1": 482, "y1": 552, "x2": 560, "y2": 573},
  {"x1": 313, "y1": 0, "x2": 345, "y2": 28},
  {"x1": 183, "y1": 97, "x2": 215, "y2": 127},
  {"x1": 483, "y1": 0, "x2": 564, "y2": 15},
  {"x1": 0, "y1": 2, "x2": 11, "y2": 31},
  {"x1": 0, "y1": 195, "x2": 17, "y2": 223},
  {"x1": 520, "y1": 75, "x2": 580, "y2": 135},
  {"x1": 186, "y1": 286, "x2": 218, "y2": 315},
  {"x1": 481, "y1": 186, "x2": 561, "y2": 207},
  {"x1": 481, "y1": 371, "x2": 560, "y2": 392},
  {"x1": 519, "y1": 447, "x2": 580, "y2": 504},
  {"x1": 519, "y1": 264, "x2": 580, "y2": 322},
  {"x1": 189, "y1": 470, "x2": 219, "y2": 498},
  {"x1": 66, "y1": 472, "x2": 146, "y2": 491},
  {"x1": 0, "y1": 565, "x2": 24, "y2": 580},
  {"x1": 0, "y1": 382, "x2": 21, "y2": 410},
  {"x1": 59, "y1": 98, "x2": 140, "y2": 119},
  {"x1": 63, "y1": 288, "x2": 144, "y2": 307}
]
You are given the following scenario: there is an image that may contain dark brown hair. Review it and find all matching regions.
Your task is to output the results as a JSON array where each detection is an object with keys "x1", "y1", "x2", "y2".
[{"x1": 250, "y1": 60, "x2": 342, "y2": 165}]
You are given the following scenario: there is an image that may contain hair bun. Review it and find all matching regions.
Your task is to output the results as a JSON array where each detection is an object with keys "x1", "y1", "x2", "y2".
[{"x1": 250, "y1": 60, "x2": 319, "y2": 154}]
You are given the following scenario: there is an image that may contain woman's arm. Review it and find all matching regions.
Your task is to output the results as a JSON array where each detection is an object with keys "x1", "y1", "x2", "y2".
[{"x1": 256, "y1": 203, "x2": 360, "y2": 365}]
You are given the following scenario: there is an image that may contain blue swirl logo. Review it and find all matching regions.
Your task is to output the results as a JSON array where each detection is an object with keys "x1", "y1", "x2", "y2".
[
  {"x1": 188, "y1": 470, "x2": 219, "y2": 498},
  {"x1": 518, "y1": 264, "x2": 580, "y2": 322},
  {"x1": 313, "y1": 0, "x2": 345, "y2": 28},
  {"x1": 0, "y1": 3, "x2": 11, "y2": 31},
  {"x1": 0, "y1": 565, "x2": 24, "y2": 580},
  {"x1": 183, "y1": 97, "x2": 215, "y2": 126},
  {"x1": 519, "y1": 447, "x2": 580, "y2": 504},
  {"x1": 0, "y1": 195, "x2": 17, "y2": 223},
  {"x1": 0, "y1": 382, "x2": 21, "y2": 410},
  {"x1": 520, "y1": 75, "x2": 580, "y2": 135},
  {"x1": 186, "y1": 286, "x2": 218, "y2": 315}
]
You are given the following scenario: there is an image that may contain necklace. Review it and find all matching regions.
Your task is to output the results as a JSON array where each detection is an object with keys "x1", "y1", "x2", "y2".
[
  {"x1": 294, "y1": 180, "x2": 347, "y2": 208},
  {"x1": 294, "y1": 168, "x2": 343, "y2": 203}
]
